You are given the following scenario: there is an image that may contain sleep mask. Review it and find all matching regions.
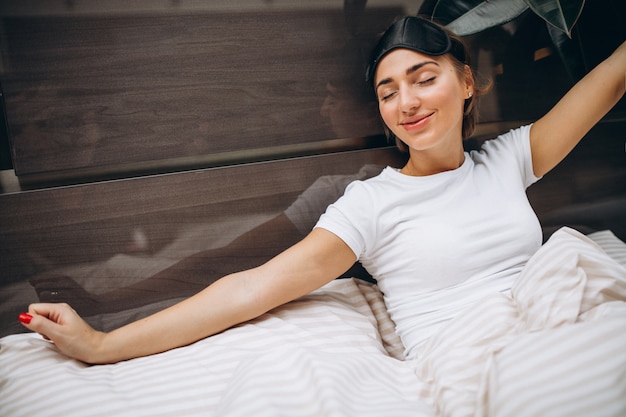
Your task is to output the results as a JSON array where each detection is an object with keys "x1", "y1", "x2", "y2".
[{"x1": 365, "y1": 16, "x2": 466, "y2": 86}]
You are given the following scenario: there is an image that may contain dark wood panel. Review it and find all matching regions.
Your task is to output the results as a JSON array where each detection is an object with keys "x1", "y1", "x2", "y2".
[
  {"x1": 0, "y1": 147, "x2": 407, "y2": 283},
  {"x1": 1, "y1": 9, "x2": 400, "y2": 177}
]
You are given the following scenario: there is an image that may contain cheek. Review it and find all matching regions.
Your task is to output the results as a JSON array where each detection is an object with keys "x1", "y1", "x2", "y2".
[
  {"x1": 425, "y1": 83, "x2": 458, "y2": 105},
  {"x1": 426, "y1": 88, "x2": 465, "y2": 124}
]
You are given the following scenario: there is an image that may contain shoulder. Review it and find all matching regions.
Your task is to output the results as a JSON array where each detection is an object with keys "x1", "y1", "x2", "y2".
[
  {"x1": 321, "y1": 167, "x2": 399, "y2": 223},
  {"x1": 471, "y1": 125, "x2": 533, "y2": 165},
  {"x1": 342, "y1": 166, "x2": 399, "y2": 198},
  {"x1": 471, "y1": 124, "x2": 539, "y2": 186},
  {"x1": 477, "y1": 125, "x2": 532, "y2": 155}
]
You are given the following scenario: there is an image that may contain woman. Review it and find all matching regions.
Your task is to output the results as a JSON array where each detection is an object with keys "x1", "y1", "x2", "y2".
[{"x1": 18, "y1": 16, "x2": 626, "y2": 364}]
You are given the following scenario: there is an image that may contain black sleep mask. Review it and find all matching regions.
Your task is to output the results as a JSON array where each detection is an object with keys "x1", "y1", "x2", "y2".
[{"x1": 365, "y1": 16, "x2": 467, "y2": 86}]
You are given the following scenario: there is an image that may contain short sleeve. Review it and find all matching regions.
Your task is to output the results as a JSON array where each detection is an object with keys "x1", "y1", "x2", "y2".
[
  {"x1": 314, "y1": 180, "x2": 377, "y2": 260},
  {"x1": 473, "y1": 124, "x2": 540, "y2": 189}
]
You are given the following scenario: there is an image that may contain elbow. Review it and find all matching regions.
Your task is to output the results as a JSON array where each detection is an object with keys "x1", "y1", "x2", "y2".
[{"x1": 224, "y1": 269, "x2": 278, "y2": 324}]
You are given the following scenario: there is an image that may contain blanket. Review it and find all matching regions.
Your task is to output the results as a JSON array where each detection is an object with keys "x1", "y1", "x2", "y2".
[{"x1": 1, "y1": 227, "x2": 625, "y2": 417}]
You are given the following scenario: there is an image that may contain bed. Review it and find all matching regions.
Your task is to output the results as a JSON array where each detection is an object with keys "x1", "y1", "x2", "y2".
[{"x1": 1, "y1": 227, "x2": 625, "y2": 417}]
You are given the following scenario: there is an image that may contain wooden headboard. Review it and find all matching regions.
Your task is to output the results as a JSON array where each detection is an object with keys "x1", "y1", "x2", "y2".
[{"x1": 0, "y1": 5, "x2": 401, "y2": 183}]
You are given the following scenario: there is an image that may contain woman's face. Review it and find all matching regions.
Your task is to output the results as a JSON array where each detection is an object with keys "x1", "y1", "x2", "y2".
[{"x1": 374, "y1": 49, "x2": 470, "y2": 154}]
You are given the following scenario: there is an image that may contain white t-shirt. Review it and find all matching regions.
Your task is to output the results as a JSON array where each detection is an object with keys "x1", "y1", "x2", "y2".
[{"x1": 315, "y1": 125, "x2": 543, "y2": 358}]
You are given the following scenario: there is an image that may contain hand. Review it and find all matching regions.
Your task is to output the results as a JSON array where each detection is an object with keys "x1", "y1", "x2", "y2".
[{"x1": 19, "y1": 303, "x2": 107, "y2": 364}]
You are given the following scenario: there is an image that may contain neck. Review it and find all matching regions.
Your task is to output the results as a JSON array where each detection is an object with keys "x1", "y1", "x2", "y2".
[{"x1": 401, "y1": 148, "x2": 465, "y2": 176}]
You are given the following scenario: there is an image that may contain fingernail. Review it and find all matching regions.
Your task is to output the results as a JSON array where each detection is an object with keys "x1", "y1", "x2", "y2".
[{"x1": 18, "y1": 313, "x2": 33, "y2": 324}]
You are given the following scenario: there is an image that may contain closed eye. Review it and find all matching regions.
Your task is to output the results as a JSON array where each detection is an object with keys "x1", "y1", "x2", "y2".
[
  {"x1": 378, "y1": 90, "x2": 397, "y2": 102},
  {"x1": 418, "y1": 76, "x2": 436, "y2": 86}
]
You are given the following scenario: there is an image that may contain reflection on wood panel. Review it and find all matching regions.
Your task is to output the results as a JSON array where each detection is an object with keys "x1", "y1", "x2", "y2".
[
  {"x1": 0, "y1": 148, "x2": 406, "y2": 282},
  {"x1": 1, "y1": 9, "x2": 399, "y2": 178},
  {"x1": 0, "y1": 147, "x2": 407, "y2": 336}
]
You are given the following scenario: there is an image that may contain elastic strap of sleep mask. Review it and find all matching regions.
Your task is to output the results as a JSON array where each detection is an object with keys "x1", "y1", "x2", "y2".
[{"x1": 365, "y1": 16, "x2": 467, "y2": 86}]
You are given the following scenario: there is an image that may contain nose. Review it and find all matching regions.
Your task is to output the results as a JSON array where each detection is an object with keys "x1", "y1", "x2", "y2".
[{"x1": 399, "y1": 84, "x2": 421, "y2": 114}]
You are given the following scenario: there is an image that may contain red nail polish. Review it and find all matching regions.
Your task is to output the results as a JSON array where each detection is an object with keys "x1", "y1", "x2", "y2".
[{"x1": 18, "y1": 313, "x2": 33, "y2": 324}]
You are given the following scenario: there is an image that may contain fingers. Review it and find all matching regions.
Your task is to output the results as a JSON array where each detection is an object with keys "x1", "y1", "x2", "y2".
[
  {"x1": 19, "y1": 303, "x2": 77, "y2": 342},
  {"x1": 18, "y1": 303, "x2": 107, "y2": 363},
  {"x1": 18, "y1": 312, "x2": 33, "y2": 324},
  {"x1": 29, "y1": 302, "x2": 76, "y2": 323}
]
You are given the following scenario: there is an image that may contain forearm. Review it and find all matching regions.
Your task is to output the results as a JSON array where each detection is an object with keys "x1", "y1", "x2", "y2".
[
  {"x1": 95, "y1": 231, "x2": 346, "y2": 364},
  {"x1": 93, "y1": 270, "x2": 266, "y2": 364},
  {"x1": 22, "y1": 228, "x2": 354, "y2": 364}
]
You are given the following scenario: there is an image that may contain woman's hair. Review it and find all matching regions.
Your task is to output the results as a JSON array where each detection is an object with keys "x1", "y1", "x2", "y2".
[
  {"x1": 372, "y1": 17, "x2": 492, "y2": 152},
  {"x1": 447, "y1": 27, "x2": 492, "y2": 143}
]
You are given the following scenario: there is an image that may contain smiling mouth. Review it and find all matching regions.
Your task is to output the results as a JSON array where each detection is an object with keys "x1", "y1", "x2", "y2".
[{"x1": 400, "y1": 113, "x2": 433, "y2": 130}]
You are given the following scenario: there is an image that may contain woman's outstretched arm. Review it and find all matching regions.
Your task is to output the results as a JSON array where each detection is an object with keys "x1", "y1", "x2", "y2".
[
  {"x1": 530, "y1": 41, "x2": 626, "y2": 178},
  {"x1": 20, "y1": 228, "x2": 356, "y2": 364}
]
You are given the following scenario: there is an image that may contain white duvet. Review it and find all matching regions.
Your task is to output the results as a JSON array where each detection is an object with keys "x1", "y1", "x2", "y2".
[{"x1": 1, "y1": 228, "x2": 625, "y2": 417}]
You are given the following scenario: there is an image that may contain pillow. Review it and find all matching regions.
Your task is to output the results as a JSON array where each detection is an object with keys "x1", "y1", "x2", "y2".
[{"x1": 587, "y1": 229, "x2": 626, "y2": 268}]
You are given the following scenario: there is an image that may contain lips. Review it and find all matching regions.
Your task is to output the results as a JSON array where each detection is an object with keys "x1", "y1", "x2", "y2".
[{"x1": 400, "y1": 113, "x2": 433, "y2": 131}]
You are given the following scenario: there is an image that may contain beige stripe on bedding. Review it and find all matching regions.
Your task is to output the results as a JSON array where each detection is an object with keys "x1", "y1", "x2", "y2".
[
  {"x1": 486, "y1": 315, "x2": 626, "y2": 417},
  {"x1": 485, "y1": 229, "x2": 626, "y2": 417},
  {"x1": 214, "y1": 350, "x2": 433, "y2": 417},
  {"x1": 414, "y1": 227, "x2": 626, "y2": 417},
  {"x1": 588, "y1": 229, "x2": 626, "y2": 268},
  {"x1": 0, "y1": 279, "x2": 428, "y2": 417}
]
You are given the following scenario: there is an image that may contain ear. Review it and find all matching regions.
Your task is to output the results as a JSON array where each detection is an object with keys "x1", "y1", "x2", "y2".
[{"x1": 463, "y1": 64, "x2": 475, "y2": 97}]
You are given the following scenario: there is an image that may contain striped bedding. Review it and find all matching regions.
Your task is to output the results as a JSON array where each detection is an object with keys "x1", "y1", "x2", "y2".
[{"x1": 1, "y1": 227, "x2": 625, "y2": 417}]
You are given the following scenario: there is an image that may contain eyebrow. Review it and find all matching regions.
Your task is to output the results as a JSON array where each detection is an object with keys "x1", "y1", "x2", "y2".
[{"x1": 375, "y1": 60, "x2": 439, "y2": 93}]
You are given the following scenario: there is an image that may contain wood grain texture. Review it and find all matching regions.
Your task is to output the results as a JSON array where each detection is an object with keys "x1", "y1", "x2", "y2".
[
  {"x1": 1, "y1": 9, "x2": 399, "y2": 177},
  {"x1": 0, "y1": 147, "x2": 406, "y2": 283}
]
